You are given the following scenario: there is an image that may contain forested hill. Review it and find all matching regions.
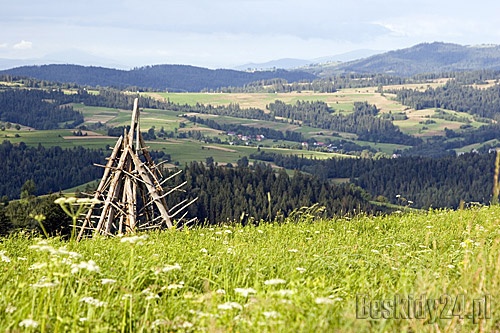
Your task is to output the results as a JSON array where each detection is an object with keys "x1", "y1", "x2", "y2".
[
  {"x1": 316, "y1": 42, "x2": 500, "y2": 77},
  {"x1": 0, "y1": 64, "x2": 316, "y2": 92}
]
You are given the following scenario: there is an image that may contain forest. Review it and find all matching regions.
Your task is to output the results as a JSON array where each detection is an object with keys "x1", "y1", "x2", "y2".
[{"x1": 250, "y1": 151, "x2": 495, "y2": 209}]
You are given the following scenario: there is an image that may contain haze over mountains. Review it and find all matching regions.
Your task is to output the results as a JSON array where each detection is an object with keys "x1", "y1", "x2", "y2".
[{"x1": 2, "y1": 42, "x2": 500, "y2": 91}]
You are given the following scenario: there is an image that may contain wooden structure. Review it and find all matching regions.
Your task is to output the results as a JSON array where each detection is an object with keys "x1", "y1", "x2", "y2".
[{"x1": 77, "y1": 98, "x2": 195, "y2": 241}]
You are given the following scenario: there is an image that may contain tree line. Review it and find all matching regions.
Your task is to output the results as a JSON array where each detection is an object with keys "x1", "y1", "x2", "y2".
[
  {"x1": 162, "y1": 161, "x2": 382, "y2": 225},
  {"x1": 0, "y1": 88, "x2": 84, "y2": 129},
  {"x1": 391, "y1": 79, "x2": 500, "y2": 120},
  {"x1": 0, "y1": 140, "x2": 107, "y2": 200},
  {"x1": 250, "y1": 151, "x2": 496, "y2": 209}
]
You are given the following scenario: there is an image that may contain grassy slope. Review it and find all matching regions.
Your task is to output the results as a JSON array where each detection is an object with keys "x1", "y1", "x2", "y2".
[{"x1": 1, "y1": 206, "x2": 499, "y2": 332}]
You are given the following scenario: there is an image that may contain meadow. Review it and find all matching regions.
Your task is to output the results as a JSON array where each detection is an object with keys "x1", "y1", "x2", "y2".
[{"x1": 1, "y1": 205, "x2": 499, "y2": 332}]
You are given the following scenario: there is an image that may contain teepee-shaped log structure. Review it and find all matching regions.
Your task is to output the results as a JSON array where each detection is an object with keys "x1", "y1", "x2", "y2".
[{"x1": 77, "y1": 98, "x2": 196, "y2": 241}]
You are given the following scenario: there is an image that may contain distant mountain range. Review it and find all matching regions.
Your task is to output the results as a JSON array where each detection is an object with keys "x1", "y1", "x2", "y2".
[
  {"x1": 317, "y1": 42, "x2": 500, "y2": 76},
  {"x1": 234, "y1": 49, "x2": 383, "y2": 71},
  {"x1": 2, "y1": 42, "x2": 500, "y2": 90},
  {"x1": 0, "y1": 64, "x2": 316, "y2": 92}
]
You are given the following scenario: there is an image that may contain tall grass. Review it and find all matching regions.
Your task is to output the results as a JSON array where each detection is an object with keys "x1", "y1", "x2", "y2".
[{"x1": 1, "y1": 206, "x2": 499, "y2": 332}]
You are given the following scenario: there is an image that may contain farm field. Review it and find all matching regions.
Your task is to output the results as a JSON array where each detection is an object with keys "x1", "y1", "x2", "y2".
[{"x1": 0, "y1": 205, "x2": 498, "y2": 332}]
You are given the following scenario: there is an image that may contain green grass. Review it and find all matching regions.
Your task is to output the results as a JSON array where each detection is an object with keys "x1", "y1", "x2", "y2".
[{"x1": 1, "y1": 206, "x2": 499, "y2": 332}]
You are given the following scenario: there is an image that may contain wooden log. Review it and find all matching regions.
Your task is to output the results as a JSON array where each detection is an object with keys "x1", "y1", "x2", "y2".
[
  {"x1": 77, "y1": 135, "x2": 124, "y2": 241},
  {"x1": 128, "y1": 98, "x2": 139, "y2": 149},
  {"x1": 94, "y1": 136, "x2": 131, "y2": 235},
  {"x1": 125, "y1": 145, "x2": 173, "y2": 228}
]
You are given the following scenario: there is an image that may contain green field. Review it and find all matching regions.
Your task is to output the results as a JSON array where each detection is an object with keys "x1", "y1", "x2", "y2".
[{"x1": 0, "y1": 205, "x2": 498, "y2": 332}]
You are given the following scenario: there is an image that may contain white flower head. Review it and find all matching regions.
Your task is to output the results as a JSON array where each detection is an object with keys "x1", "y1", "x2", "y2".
[
  {"x1": 263, "y1": 311, "x2": 280, "y2": 319},
  {"x1": 0, "y1": 251, "x2": 11, "y2": 263},
  {"x1": 264, "y1": 279, "x2": 287, "y2": 286},
  {"x1": 234, "y1": 287, "x2": 257, "y2": 297},
  {"x1": 288, "y1": 249, "x2": 299, "y2": 253},
  {"x1": 120, "y1": 234, "x2": 148, "y2": 245},
  {"x1": 216, "y1": 289, "x2": 226, "y2": 295},
  {"x1": 167, "y1": 283, "x2": 184, "y2": 290},
  {"x1": 71, "y1": 260, "x2": 100, "y2": 274},
  {"x1": 315, "y1": 297, "x2": 335, "y2": 305},
  {"x1": 28, "y1": 262, "x2": 48, "y2": 270},
  {"x1": 274, "y1": 289, "x2": 295, "y2": 297},
  {"x1": 161, "y1": 263, "x2": 182, "y2": 273},
  {"x1": 296, "y1": 267, "x2": 307, "y2": 273},
  {"x1": 79, "y1": 296, "x2": 107, "y2": 307},
  {"x1": 19, "y1": 319, "x2": 39, "y2": 328},
  {"x1": 5, "y1": 304, "x2": 17, "y2": 314},
  {"x1": 101, "y1": 278, "x2": 117, "y2": 285},
  {"x1": 218, "y1": 302, "x2": 243, "y2": 311}
]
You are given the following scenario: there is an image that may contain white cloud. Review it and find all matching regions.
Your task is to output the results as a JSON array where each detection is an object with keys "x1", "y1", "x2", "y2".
[
  {"x1": 13, "y1": 40, "x2": 33, "y2": 50},
  {"x1": 0, "y1": 43, "x2": 7, "y2": 48}
]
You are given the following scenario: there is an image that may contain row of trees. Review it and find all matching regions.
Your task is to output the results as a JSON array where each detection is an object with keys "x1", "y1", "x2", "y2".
[
  {"x1": 250, "y1": 151, "x2": 496, "y2": 209},
  {"x1": 0, "y1": 140, "x2": 107, "y2": 200},
  {"x1": 162, "y1": 161, "x2": 381, "y2": 225},
  {"x1": 267, "y1": 101, "x2": 421, "y2": 145},
  {"x1": 0, "y1": 89, "x2": 84, "y2": 129},
  {"x1": 186, "y1": 116, "x2": 306, "y2": 142},
  {"x1": 392, "y1": 80, "x2": 500, "y2": 120}
]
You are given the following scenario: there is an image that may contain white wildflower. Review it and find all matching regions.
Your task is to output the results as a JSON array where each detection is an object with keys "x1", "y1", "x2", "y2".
[
  {"x1": 29, "y1": 244, "x2": 57, "y2": 254},
  {"x1": 216, "y1": 289, "x2": 226, "y2": 295},
  {"x1": 19, "y1": 319, "x2": 39, "y2": 328},
  {"x1": 180, "y1": 321, "x2": 193, "y2": 329},
  {"x1": 371, "y1": 249, "x2": 380, "y2": 254},
  {"x1": 30, "y1": 277, "x2": 59, "y2": 288},
  {"x1": 101, "y1": 278, "x2": 117, "y2": 285},
  {"x1": 151, "y1": 319, "x2": 168, "y2": 328},
  {"x1": 17, "y1": 257, "x2": 27, "y2": 261},
  {"x1": 224, "y1": 229, "x2": 232, "y2": 234},
  {"x1": 161, "y1": 263, "x2": 181, "y2": 272},
  {"x1": 71, "y1": 260, "x2": 100, "y2": 274},
  {"x1": 28, "y1": 262, "x2": 47, "y2": 270},
  {"x1": 227, "y1": 247, "x2": 234, "y2": 254},
  {"x1": 257, "y1": 230, "x2": 264, "y2": 234},
  {"x1": 79, "y1": 296, "x2": 107, "y2": 307},
  {"x1": 146, "y1": 293, "x2": 160, "y2": 300},
  {"x1": 315, "y1": 297, "x2": 335, "y2": 305},
  {"x1": 447, "y1": 264, "x2": 455, "y2": 269},
  {"x1": 234, "y1": 287, "x2": 257, "y2": 297},
  {"x1": 200, "y1": 248, "x2": 208, "y2": 254},
  {"x1": 79, "y1": 317, "x2": 88, "y2": 322},
  {"x1": 215, "y1": 231, "x2": 222, "y2": 235},
  {"x1": 121, "y1": 294, "x2": 132, "y2": 300},
  {"x1": 120, "y1": 234, "x2": 148, "y2": 244},
  {"x1": 274, "y1": 289, "x2": 295, "y2": 297},
  {"x1": 296, "y1": 267, "x2": 307, "y2": 273},
  {"x1": 263, "y1": 311, "x2": 280, "y2": 319},
  {"x1": 218, "y1": 302, "x2": 243, "y2": 311},
  {"x1": 5, "y1": 304, "x2": 17, "y2": 314},
  {"x1": 288, "y1": 249, "x2": 299, "y2": 253},
  {"x1": 0, "y1": 251, "x2": 11, "y2": 263},
  {"x1": 167, "y1": 283, "x2": 184, "y2": 290},
  {"x1": 264, "y1": 279, "x2": 286, "y2": 286}
]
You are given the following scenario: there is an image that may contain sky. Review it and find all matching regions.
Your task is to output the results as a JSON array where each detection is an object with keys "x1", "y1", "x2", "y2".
[{"x1": 1, "y1": 0, "x2": 500, "y2": 69}]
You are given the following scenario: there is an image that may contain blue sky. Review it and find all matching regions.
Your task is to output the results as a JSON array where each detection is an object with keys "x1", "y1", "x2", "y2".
[{"x1": 1, "y1": 0, "x2": 499, "y2": 68}]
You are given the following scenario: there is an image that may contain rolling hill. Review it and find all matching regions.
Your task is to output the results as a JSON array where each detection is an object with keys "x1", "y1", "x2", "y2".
[
  {"x1": 0, "y1": 64, "x2": 316, "y2": 92},
  {"x1": 314, "y1": 42, "x2": 500, "y2": 76}
]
